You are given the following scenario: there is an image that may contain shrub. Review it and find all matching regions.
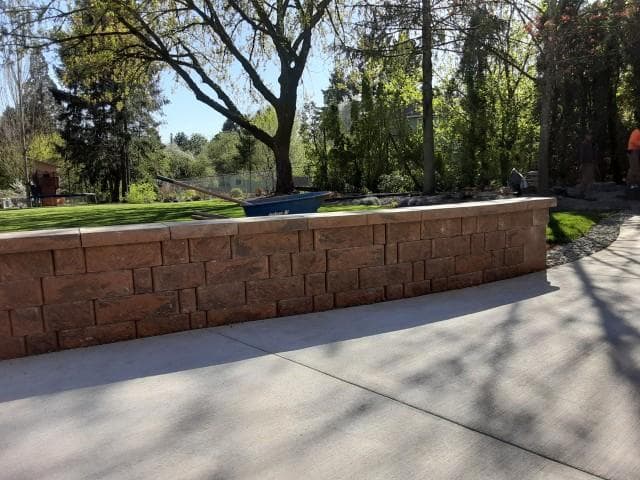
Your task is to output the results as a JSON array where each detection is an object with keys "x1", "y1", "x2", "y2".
[
  {"x1": 377, "y1": 173, "x2": 415, "y2": 193},
  {"x1": 126, "y1": 182, "x2": 157, "y2": 204},
  {"x1": 229, "y1": 187, "x2": 244, "y2": 199}
]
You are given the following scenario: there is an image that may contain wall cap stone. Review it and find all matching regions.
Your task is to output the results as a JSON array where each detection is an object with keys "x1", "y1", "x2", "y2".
[
  {"x1": 81, "y1": 223, "x2": 170, "y2": 247},
  {"x1": 1, "y1": 197, "x2": 556, "y2": 251},
  {"x1": 0, "y1": 228, "x2": 81, "y2": 254}
]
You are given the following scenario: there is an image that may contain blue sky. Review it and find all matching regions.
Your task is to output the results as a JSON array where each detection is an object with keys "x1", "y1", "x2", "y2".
[{"x1": 157, "y1": 52, "x2": 332, "y2": 143}]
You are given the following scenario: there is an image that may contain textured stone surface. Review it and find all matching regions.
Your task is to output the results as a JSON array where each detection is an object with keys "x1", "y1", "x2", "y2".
[
  {"x1": 43, "y1": 271, "x2": 133, "y2": 303},
  {"x1": 0, "y1": 198, "x2": 554, "y2": 359}
]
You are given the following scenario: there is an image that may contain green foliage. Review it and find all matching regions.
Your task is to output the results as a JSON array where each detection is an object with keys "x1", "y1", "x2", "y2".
[
  {"x1": 229, "y1": 187, "x2": 244, "y2": 199},
  {"x1": 126, "y1": 182, "x2": 157, "y2": 204},
  {"x1": 162, "y1": 144, "x2": 208, "y2": 179},
  {"x1": 53, "y1": 3, "x2": 164, "y2": 201},
  {"x1": 377, "y1": 173, "x2": 415, "y2": 193}
]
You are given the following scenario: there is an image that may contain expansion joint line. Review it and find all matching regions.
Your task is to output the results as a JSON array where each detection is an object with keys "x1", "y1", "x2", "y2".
[{"x1": 215, "y1": 330, "x2": 610, "y2": 480}]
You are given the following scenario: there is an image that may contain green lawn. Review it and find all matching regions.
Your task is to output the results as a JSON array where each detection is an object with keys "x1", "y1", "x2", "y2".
[
  {"x1": 546, "y1": 211, "x2": 602, "y2": 244},
  {"x1": 0, "y1": 200, "x2": 383, "y2": 232}
]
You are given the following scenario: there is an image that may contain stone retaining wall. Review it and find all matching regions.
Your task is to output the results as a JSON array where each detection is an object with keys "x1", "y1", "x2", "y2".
[{"x1": 0, "y1": 197, "x2": 555, "y2": 359}]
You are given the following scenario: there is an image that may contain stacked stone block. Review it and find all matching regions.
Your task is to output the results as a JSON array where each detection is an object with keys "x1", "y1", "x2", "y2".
[{"x1": 0, "y1": 198, "x2": 555, "y2": 359}]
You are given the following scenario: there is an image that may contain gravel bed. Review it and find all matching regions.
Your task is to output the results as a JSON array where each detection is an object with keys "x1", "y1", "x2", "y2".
[{"x1": 546, "y1": 211, "x2": 632, "y2": 268}]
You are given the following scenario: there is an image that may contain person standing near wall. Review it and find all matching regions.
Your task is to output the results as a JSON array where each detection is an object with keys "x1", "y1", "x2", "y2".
[{"x1": 627, "y1": 128, "x2": 640, "y2": 189}]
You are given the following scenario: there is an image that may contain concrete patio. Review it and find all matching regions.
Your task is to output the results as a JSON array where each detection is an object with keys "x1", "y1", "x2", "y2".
[{"x1": 1, "y1": 216, "x2": 639, "y2": 480}]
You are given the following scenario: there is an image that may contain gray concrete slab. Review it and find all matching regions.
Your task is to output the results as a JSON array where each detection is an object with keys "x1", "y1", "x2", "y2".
[{"x1": 1, "y1": 216, "x2": 639, "y2": 479}]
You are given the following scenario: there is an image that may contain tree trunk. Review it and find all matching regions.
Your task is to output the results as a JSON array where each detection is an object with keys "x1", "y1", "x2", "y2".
[
  {"x1": 537, "y1": 0, "x2": 558, "y2": 194},
  {"x1": 273, "y1": 140, "x2": 294, "y2": 194},
  {"x1": 273, "y1": 95, "x2": 296, "y2": 194},
  {"x1": 422, "y1": 0, "x2": 436, "y2": 194}
]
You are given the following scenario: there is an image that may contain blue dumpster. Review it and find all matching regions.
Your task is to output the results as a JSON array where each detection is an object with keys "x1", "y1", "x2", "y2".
[{"x1": 243, "y1": 191, "x2": 331, "y2": 217}]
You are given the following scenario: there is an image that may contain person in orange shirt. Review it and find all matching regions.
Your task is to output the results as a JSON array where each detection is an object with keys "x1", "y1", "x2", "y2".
[{"x1": 627, "y1": 128, "x2": 640, "y2": 187}]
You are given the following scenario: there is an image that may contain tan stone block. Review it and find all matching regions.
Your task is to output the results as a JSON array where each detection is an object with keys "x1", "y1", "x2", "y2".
[
  {"x1": 278, "y1": 297, "x2": 313, "y2": 316},
  {"x1": 233, "y1": 232, "x2": 299, "y2": 257},
  {"x1": 269, "y1": 253, "x2": 292, "y2": 278},
  {"x1": 448, "y1": 271, "x2": 483, "y2": 290},
  {"x1": 432, "y1": 236, "x2": 470, "y2": 258},
  {"x1": 305, "y1": 272, "x2": 326, "y2": 296},
  {"x1": 26, "y1": 331, "x2": 59, "y2": 355},
  {"x1": 313, "y1": 294, "x2": 334, "y2": 312},
  {"x1": 43, "y1": 270, "x2": 133, "y2": 303},
  {"x1": 413, "y1": 261, "x2": 425, "y2": 281},
  {"x1": 533, "y1": 209, "x2": 550, "y2": 226},
  {"x1": 10, "y1": 307, "x2": 43, "y2": 336},
  {"x1": 491, "y1": 250, "x2": 505, "y2": 268},
  {"x1": 0, "y1": 310, "x2": 9, "y2": 337},
  {"x1": 162, "y1": 239, "x2": 189, "y2": 265},
  {"x1": 360, "y1": 264, "x2": 412, "y2": 288},
  {"x1": 133, "y1": 268, "x2": 153, "y2": 294},
  {"x1": 424, "y1": 257, "x2": 455, "y2": 279},
  {"x1": 505, "y1": 229, "x2": 529, "y2": 248},
  {"x1": 152, "y1": 263, "x2": 205, "y2": 291},
  {"x1": 246, "y1": 276, "x2": 304, "y2": 303},
  {"x1": 43, "y1": 301, "x2": 94, "y2": 331},
  {"x1": 422, "y1": 218, "x2": 461, "y2": 239},
  {"x1": 189, "y1": 236, "x2": 230, "y2": 262},
  {"x1": 307, "y1": 212, "x2": 368, "y2": 229},
  {"x1": 137, "y1": 313, "x2": 190, "y2": 338},
  {"x1": 373, "y1": 224, "x2": 386, "y2": 244},
  {"x1": 179, "y1": 289, "x2": 197, "y2": 313},
  {"x1": 299, "y1": 230, "x2": 314, "y2": 251},
  {"x1": 504, "y1": 246, "x2": 525, "y2": 266},
  {"x1": 484, "y1": 266, "x2": 519, "y2": 283},
  {"x1": 95, "y1": 292, "x2": 179, "y2": 324},
  {"x1": 366, "y1": 209, "x2": 422, "y2": 225},
  {"x1": 53, "y1": 248, "x2": 85, "y2": 275},
  {"x1": 236, "y1": 216, "x2": 308, "y2": 236},
  {"x1": 387, "y1": 222, "x2": 421, "y2": 243},
  {"x1": 197, "y1": 282, "x2": 246, "y2": 310},
  {"x1": 523, "y1": 226, "x2": 547, "y2": 272},
  {"x1": 385, "y1": 244, "x2": 398, "y2": 264},
  {"x1": 0, "y1": 251, "x2": 53, "y2": 282},
  {"x1": 404, "y1": 280, "x2": 431, "y2": 298},
  {"x1": 498, "y1": 211, "x2": 533, "y2": 230},
  {"x1": 206, "y1": 256, "x2": 268, "y2": 284},
  {"x1": 207, "y1": 303, "x2": 277, "y2": 326},
  {"x1": 291, "y1": 251, "x2": 326, "y2": 275},
  {"x1": 166, "y1": 219, "x2": 238, "y2": 240},
  {"x1": 335, "y1": 287, "x2": 384, "y2": 308},
  {"x1": 471, "y1": 233, "x2": 485, "y2": 254},
  {"x1": 461, "y1": 216, "x2": 477, "y2": 235},
  {"x1": 385, "y1": 284, "x2": 404, "y2": 300},
  {"x1": 0, "y1": 279, "x2": 43, "y2": 310},
  {"x1": 327, "y1": 245, "x2": 384, "y2": 271},
  {"x1": 59, "y1": 322, "x2": 135, "y2": 349},
  {"x1": 431, "y1": 277, "x2": 448, "y2": 292},
  {"x1": 485, "y1": 231, "x2": 506, "y2": 250},
  {"x1": 397, "y1": 240, "x2": 431, "y2": 263},
  {"x1": 0, "y1": 337, "x2": 25, "y2": 360},
  {"x1": 81, "y1": 223, "x2": 169, "y2": 247},
  {"x1": 85, "y1": 243, "x2": 162, "y2": 272},
  {"x1": 326, "y1": 269, "x2": 358, "y2": 293},
  {"x1": 0, "y1": 228, "x2": 80, "y2": 254},
  {"x1": 190, "y1": 311, "x2": 207, "y2": 329},
  {"x1": 477, "y1": 214, "x2": 498, "y2": 232},
  {"x1": 314, "y1": 226, "x2": 373, "y2": 250},
  {"x1": 455, "y1": 253, "x2": 493, "y2": 275}
]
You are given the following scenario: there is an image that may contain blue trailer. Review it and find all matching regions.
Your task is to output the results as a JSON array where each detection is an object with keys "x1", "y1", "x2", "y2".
[{"x1": 156, "y1": 175, "x2": 331, "y2": 216}]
